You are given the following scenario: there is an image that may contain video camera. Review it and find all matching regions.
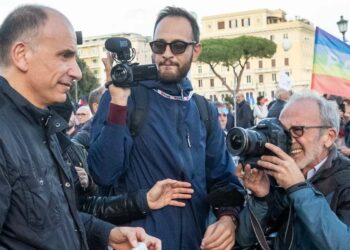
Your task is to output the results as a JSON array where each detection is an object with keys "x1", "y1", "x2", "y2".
[
  {"x1": 105, "y1": 37, "x2": 158, "y2": 88},
  {"x1": 226, "y1": 118, "x2": 291, "y2": 168}
]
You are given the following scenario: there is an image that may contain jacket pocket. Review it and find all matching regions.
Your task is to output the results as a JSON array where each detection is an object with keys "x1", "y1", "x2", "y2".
[{"x1": 21, "y1": 172, "x2": 61, "y2": 230}]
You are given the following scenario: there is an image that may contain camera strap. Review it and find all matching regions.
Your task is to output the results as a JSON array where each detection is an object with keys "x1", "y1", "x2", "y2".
[{"x1": 248, "y1": 202, "x2": 294, "y2": 250}]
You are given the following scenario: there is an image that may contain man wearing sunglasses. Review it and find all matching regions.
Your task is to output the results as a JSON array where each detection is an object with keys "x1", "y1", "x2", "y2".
[
  {"x1": 89, "y1": 6, "x2": 244, "y2": 250},
  {"x1": 236, "y1": 91, "x2": 350, "y2": 249}
]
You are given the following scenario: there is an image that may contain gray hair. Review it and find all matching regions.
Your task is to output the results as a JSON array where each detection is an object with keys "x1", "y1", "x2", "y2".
[
  {"x1": 280, "y1": 91, "x2": 340, "y2": 134},
  {"x1": 0, "y1": 5, "x2": 57, "y2": 66}
]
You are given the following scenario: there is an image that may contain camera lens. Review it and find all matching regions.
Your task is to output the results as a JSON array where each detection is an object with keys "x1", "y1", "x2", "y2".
[{"x1": 226, "y1": 127, "x2": 267, "y2": 157}]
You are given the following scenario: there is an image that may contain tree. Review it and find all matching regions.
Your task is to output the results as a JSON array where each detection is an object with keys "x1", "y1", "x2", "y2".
[
  {"x1": 69, "y1": 57, "x2": 99, "y2": 104},
  {"x1": 198, "y1": 36, "x2": 277, "y2": 94}
]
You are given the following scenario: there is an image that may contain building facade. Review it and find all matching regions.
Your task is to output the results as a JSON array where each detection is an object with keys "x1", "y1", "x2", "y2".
[
  {"x1": 78, "y1": 33, "x2": 153, "y2": 84},
  {"x1": 192, "y1": 9, "x2": 315, "y2": 103}
]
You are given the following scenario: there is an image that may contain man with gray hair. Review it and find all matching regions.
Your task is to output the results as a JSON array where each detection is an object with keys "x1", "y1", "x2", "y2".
[
  {"x1": 236, "y1": 91, "x2": 350, "y2": 249},
  {"x1": 267, "y1": 87, "x2": 290, "y2": 118},
  {"x1": 0, "y1": 4, "x2": 160, "y2": 250}
]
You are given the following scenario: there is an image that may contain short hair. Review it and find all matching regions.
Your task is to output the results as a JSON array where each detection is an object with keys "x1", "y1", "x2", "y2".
[
  {"x1": 153, "y1": 6, "x2": 200, "y2": 42},
  {"x1": 257, "y1": 95, "x2": 264, "y2": 103},
  {"x1": 0, "y1": 5, "x2": 52, "y2": 66},
  {"x1": 88, "y1": 87, "x2": 104, "y2": 114},
  {"x1": 275, "y1": 88, "x2": 289, "y2": 99},
  {"x1": 281, "y1": 91, "x2": 340, "y2": 134}
]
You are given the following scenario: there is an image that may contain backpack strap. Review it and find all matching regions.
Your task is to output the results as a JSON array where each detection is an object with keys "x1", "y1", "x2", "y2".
[
  {"x1": 192, "y1": 93, "x2": 212, "y2": 134},
  {"x1": 130, "y1": 85, "x2": 149, "y2": 138},
  {"x1": 130, "y1": 89, "x2": 212, "y2": 138}
]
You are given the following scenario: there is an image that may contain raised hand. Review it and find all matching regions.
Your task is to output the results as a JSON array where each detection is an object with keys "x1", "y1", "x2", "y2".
[{"x1": 147, "y1": 179, "x2": 193, "y2": 210}]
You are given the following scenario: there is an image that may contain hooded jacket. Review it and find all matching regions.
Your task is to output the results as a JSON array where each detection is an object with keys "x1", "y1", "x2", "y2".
[{"x1": 88, "y1": 78, "x2": 244, "y2": 250}]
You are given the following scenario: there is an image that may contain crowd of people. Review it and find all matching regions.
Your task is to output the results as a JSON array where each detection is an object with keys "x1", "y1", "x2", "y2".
[{"x1": 0, "y1": 3, "x2": 349, "y2": 250}]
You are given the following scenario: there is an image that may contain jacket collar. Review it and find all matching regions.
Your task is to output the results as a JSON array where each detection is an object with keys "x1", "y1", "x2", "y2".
[
  {"x1": 0, "y1": 75, "x2": 68, "y2": 134},
  {"x1": 140, "y1": 77, "x2": 193, "y2": 97}
]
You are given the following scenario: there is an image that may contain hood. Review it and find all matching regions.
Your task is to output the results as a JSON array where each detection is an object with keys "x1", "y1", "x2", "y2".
[{"x1": 139, "y1": 77, "x2": 193, "y2": 97}]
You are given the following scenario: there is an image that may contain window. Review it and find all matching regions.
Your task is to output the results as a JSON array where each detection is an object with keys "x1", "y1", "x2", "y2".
[
  {"x1": 272, "y1": 73, "x2": 277, "y2": 82},
  {"x1": 284, "y1": 58, "x2": 289, "y2": 66},
  {"x1": 270, "y1": 35, "x2": 274, "y2": 41},
  {"x1": 283, "y1": 33, "x2": 288, "y2": 39},
  {"x1": 246, "y1": 62, "x2": 250, "y2": 69},
  {"x1": 259, "y1": 60, "x2": 263, "y2": 69},
  {"x1": 222, "y1": 77, "x2": 226, "y2": 85},
  {"x1": 93, "y1": 59, "x2": 97, "y2": 63},
  {"x1": 246, "y1": 75, "x2": 251, "y2": 83},
  {"x1": 221, "y1": 94, "x2": 225, "y2": 101},
  {"x1": 218, "y1": 21, "x2": 225, "y2": 29},
  {"x1": 210, "y1": 79, "x2": 214, "y2": 87},
  {"x1": 271, "y1": 59, "x2": 276, "y2": 67},
  {"x1": 241, "y1": 19, "x2": 244, "y2": 27},
  {"x1": 271, "y1": 90, "x2": 275, "y2": 99},
  {"x1": 198, "y1": 79, "x2": 203, "y2": 88},
  {"x1": 235, "y1": 19, "x2": 238, "y2": 27},
  {"x1": 247, "y1": 18, "x2": 251, "y2": 26},
  {"x1": 259, "y1": 74, "x2": 264, "y2": 83},
  {"x1": 198, "y1": 65, "x2": 202, "y2": 74},
  {"x1": 229, "y1": 20, "x2": 232, "y2": 28}
]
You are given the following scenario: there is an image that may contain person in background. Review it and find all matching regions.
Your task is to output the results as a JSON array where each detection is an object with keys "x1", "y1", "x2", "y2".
[
  {"x1": 267, "y1": 87, "x2": 290, "y2": 118},
  {"x1": 75, "y1": 105, "x2": 92, "y2": 130},
  {"x1": 235, "y1": 92, "x2": 254, "y2": 128},
  {"x1": 0, "y1": 4, "x2": 160, "y2": 249},
  {"x1": 216, "y1": 102, "x2": 229, "y2": 133},
  {"x1": 253, "y1": 95, "x2": 268, "y2": 124}
]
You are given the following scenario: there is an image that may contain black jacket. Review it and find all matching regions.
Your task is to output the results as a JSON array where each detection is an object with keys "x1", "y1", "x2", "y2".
[
  {"x1": 59, "y1": 134, "x2": 150, "y2": 225},
  {"x1": 236, "y1": 100, "x2": 254, "y2": 128},
  {"x1": 0, "y1": 76, "x2": 114, "y2": 250},
  {"x1": 267, "y1": 99, "x2": 286, "y2": 118}
]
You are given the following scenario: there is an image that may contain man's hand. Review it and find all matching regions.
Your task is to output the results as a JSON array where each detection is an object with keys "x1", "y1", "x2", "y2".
[
  {"x1": 257, "y1": 143, "x2": 305, "y2": 189},
  {"x1": 201, "y1": 216, "x2": 236, "y2": 250},
  {"x1": 147, "y1": 179, "x2": 193, "y2": 210},
  {"x1": 108, "y1": 226, "x2": 161, "y2": 250},
  {"x1": 339, "y1": 146, "x2": 350, "y2": 156},
  {"x1": 235, "y1": 163, "x2": 270, "y2": 197},
  {"x1": 75, "y1": 166, "x2": 89, "y2": 189}
]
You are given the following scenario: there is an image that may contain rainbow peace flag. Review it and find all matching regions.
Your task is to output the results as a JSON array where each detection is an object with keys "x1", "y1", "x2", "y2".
[{"x1": 311, "y1": 27, "x2": 350, "y2": 97}]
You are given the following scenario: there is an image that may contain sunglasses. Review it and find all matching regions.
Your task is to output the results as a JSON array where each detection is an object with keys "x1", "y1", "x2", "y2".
[
  {"x1": 288, "y1": 125, "x2": 332, "y2": 138},
  {"x1": 149, "y1": 40, "x2": 197, "y2": 54},
  {"x1": 218, "y1": 107, "x2": 229, "y2": 117},
  {"x1": 76, "y1": 113, "x2": 88, "y2": 116}
]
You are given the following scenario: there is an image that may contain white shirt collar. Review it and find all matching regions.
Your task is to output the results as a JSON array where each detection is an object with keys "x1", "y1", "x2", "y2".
[{"x1": 306, "y1": 157, "x2": 328, "y2": 180}]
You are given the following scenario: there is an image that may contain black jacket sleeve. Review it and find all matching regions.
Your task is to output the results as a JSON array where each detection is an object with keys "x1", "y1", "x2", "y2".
[{"x1": 80, "y1": 189, "x2": 150, "y2": 225}]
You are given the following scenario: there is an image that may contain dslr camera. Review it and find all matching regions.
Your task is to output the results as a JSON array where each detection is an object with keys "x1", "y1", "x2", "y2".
[
  {"x1": 105, "y1": 37, "x2": 158, "y2": 87},
  {"x1": 226, "y1": 118, "x2": 291, "y2": 168}
]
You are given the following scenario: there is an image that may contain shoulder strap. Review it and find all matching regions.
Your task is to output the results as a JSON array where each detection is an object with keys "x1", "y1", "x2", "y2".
[
  {"x1": 192, "y1": 93, "x2": 211, "y2": 133},
  {"x1": 130, "y1": 90, "x2": 212, "y2": 138},
  {"x1": 130, "y1": 85, "x2": 149, "y2": 138}
]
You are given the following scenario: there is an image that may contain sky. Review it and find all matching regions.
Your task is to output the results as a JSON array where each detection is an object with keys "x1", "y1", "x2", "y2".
[{"x1": 0, "y1": 0, "x2": 349, "y2": 40}]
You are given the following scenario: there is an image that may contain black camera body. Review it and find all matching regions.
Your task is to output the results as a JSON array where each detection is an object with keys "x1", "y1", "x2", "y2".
[
  {"x1": 105, "y1": 37, "x2": 158, "y2": 88},
  {"x1": 226, "y1": 118, "x2": 291, "y2": 168}
]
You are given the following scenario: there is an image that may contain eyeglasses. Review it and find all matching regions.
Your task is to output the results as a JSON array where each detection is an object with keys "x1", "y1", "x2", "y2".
[
  {"x1": 76, "y1": 113, "x2": 88, "y2": 116},
  {"x1": 149, "y1": 40, "x2": 197, "y2": 54},
  {"x1": 288, "y1": 125, "x2": 332, "y2": 138}
]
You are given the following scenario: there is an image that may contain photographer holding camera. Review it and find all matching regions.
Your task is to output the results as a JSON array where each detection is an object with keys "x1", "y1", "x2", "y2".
[
  {"x1": 88, "y1": 6, "x2": 244, "y2": 250},
  {"x1": 234, "y1": 91, "x2": 350, "y2": 249}
]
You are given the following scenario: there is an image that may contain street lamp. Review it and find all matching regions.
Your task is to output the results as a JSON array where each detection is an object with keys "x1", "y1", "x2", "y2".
[{"x1": 337, "y1": 15, "x2": 348, "y2": 42}]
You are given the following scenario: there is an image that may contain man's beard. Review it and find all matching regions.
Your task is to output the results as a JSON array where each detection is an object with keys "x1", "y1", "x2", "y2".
[{"x1": 153, "y1": 56, "x2": 192, "y2": 84}]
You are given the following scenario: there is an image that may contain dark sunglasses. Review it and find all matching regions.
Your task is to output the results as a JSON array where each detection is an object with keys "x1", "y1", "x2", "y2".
[
  {"x1": 149, "y1": 40, "x2": 197, "y2": 54},
  {"x1": 288, "y1": 125, "x2": 332, "y2": 138}
]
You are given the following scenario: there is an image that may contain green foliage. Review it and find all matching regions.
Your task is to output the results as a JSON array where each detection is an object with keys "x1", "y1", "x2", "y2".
[
  {"x1": 198, "y1": 36, "x2": 277, "y2": 93},
  {"x1": 69, "y1": 57, "x2": 99, "y2": 103}
]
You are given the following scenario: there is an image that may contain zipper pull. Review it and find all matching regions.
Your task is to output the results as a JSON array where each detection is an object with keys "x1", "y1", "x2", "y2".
[{"x1": 187, "y1": 133, "x2": 191, "y2": 148}]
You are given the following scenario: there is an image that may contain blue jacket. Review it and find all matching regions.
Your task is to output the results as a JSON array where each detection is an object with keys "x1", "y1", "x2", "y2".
[
  {"x1": 88, "y1": 79, "x2": 244, "y2": 250},
  {"x1": 236, "y1": 147, "x2": 350, "y2": 249}
]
